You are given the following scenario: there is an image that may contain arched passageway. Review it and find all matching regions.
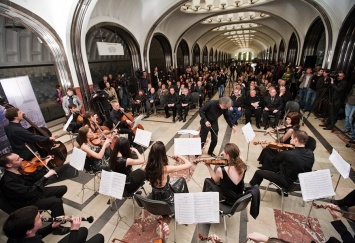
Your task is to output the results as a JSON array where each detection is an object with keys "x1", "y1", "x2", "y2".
[
  {"x1": 202, "y1": 46, "x2": 208, "y2": 64},
  {"x1": 193, "y1": 43, "x2": 200, "y2": 64},
  {"x1": 176, "y1": 39, "x2": 189, "y2": 69},
  {"x1": 278, "y1": 39, "x2": 285, "y2": 63},
  {"x1": 149, "y1": 33, "x2": 172, "y2": 75},
  {"x1": 286, "y1": 32, "x2": 298, "y2": 66}
]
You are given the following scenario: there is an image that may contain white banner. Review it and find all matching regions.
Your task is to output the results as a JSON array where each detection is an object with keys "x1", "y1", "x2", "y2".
[{"x1": 97, "y1": 42, "x2": 124, "y2": 56}]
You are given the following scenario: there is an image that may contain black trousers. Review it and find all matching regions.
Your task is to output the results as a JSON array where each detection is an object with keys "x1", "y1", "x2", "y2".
[
  {"x1": 177, "y1": 104, "x2": 189, "y2": 118},
  {"x1": 118, "y1": 128, "x2": 134, "y2": 145},
  {"x1": 34, "y1": 185, "x2": 67, "y2": 217},
  {"x1": 200, "y1": 121, "x2": 218, "y2": 155},
  {"x1": 58, "y1": 227, "x2": 104, "y2": 243},
  {"x1": 337, "y1": 189, "x2": 355, "y2": 207},
  {"x1": 249, "y1": 170, "x2": 291, "y2": 189},
  {"x1": 164, "y1": 105, "x2": 177, "y2": 117},
  {"x1": 244, "y1": 108, "x2": 262, "y2": 125},
  {"x1": 125, "y1": 169, "x2": 145, "y2": 195},
  {"x1": 262, "y1": 110, "x2": 281, "y2": 126}
]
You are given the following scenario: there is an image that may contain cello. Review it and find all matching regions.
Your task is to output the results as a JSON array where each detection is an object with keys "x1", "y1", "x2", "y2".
[
  {"x1": 24, "y1": 114, "x2": 67, "y2": 168},
  {"x1": 120, "y1": 110, "x2": 144, "y2": 135}
]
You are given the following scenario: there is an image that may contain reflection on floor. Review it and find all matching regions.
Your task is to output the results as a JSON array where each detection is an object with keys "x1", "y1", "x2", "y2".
[{"x1": 0, "y1": 91, "x2": 354, "y2": 243}]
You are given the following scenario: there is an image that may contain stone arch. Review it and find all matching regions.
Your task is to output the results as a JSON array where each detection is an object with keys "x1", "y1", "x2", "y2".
[
  {"x1": 149, "y1": 33, "x2": 172, "y2": 74},
  {"x1": 278, "y1": 39, "x2": 285, "y2": 62},
  {"x1": 177, "y1": 39, "x2": 189, "y2": 69},
  {"x1": 202, "y1": 46, "x2": 208, "y2": 64},
  {"x1": 193, "y1": 43, "x2": 200, "y2": 64},
  {"x1": 286, "y1": 32, "x2": 298, "y2": 66}
]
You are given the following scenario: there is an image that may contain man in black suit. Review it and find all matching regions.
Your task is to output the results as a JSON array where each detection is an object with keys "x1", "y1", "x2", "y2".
[
  {"x1": 177, "y1": 88, "x2": 192, "y2": 122},
  {"x1": 262, "y1": 88, "x2": 283, "y2": 129}
]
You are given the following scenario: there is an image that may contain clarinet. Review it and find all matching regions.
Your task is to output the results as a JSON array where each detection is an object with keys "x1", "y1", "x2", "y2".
[{"x1": 42, "y1": 216, "x2": 94, "y2": 223}]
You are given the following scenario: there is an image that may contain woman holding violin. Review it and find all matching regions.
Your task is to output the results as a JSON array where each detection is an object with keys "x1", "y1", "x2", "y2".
[
  {"x1": 257, "y1": 112, "x2": 301, "y2": 171},
  {"x1": 78, "y1": 127, "x2": 111, "y2": 172},
  {"x1": 145, "y1": 141, "x2": 191, "y2": 206},
  {"x1": 109, "y1": 137, "x2": 145, "y2": 195},
  {"x1": 202, "y1": 143, "x2": 247, "y2": 205}
]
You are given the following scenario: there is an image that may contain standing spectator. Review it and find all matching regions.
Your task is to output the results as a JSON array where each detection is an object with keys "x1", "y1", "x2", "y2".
[
  {"x1": 304, "y1": 69, "x2": 323, "y2": 112},
  {"x1": 298, "y1": 68, "x2": 313, "y2": 110},
  {"x1": 140, "y1": 71, "x2": 149, "y2": 94},
  {"x1": 217, "y1": 69, "x2": 227, "y2": 98},
  {"x1": 343, "y1": 84, "x2": 355, "y2": 138},
  {"x1": 104, "y1": 81, "x2": 118, "y2": 101},
  {"x1": 54, "y1": 85, "x2": 63, "y2": 105},
  {"x1": 62, "y1": 88, "x2": 82, "y2": 118}
]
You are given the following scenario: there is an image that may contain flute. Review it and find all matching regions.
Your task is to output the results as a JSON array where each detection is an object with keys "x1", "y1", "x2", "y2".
[{"x1": 42, "y1": 216, "x2": 94, "y2": 223}]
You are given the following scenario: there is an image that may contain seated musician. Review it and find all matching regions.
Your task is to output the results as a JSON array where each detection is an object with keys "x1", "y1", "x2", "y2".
[
  {"x1": 144, "y1": 87, "x2": 159, "y2": 118},
  {"x1": 78, "y1": 127, "x2": 111, "y2": 172},
  {"x1": 262, "y1": 88, "x2": 283, "y2": 130},
  {"x1": 145, "y1": 141, "x2": 191, "y2": 205},
  {"x1": 243, "y1": 90, "x2": 263, "y2": 129},
  {"x1": 110, "y1": 100, "x2": 135, "y2": 145},
  {"x1": 109, "y1": 137, "x2": 145, "y2": 195},
  {"x1": 3, "y1": 206, "x2": 104, "y2": 243},
  {"x1": 0, "y1": 154, "x2": 69, "y2": 235},
  {"x1": 227, "y1": 87, "x2": 244, "y2": 126},
  {"x1": 258, "y1": 112, "x2": 301, "y2": 171},
  {"x1": 250, "y1": 130, "x2": 314, "y2": 196},
  {"x1": 202, "y1": 143, "x2": 247, "y2": 205},
  {"x1": 132, "y1": 89, "x2": 146, "y2": 116},
  {"x1": 164, "y1": 87, "x2": 179, "y2": 123},
  {"x1": 177, "y1": 88, "x2": 192, "y2": 122},
  {"x1": 82, "y1": 112, "x2": 101, "y2": 133},
  {"x1": 66, "y1": 104, "x2": 83, "y2": 133},
  {"x1": 4, "y1": 108, "x2": 55, "y2": 161}
]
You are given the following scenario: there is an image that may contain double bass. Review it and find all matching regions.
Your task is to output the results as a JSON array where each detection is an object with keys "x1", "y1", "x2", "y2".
[{"x1": 24, "y1": 115, "x2": 67, "y2": 168}]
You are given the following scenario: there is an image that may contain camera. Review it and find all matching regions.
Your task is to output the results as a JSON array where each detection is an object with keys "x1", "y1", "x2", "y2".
[
  {"x1": 135, "y1": 69, "x2": 143, "y2": 78},
  {"x1": 329, "y1": 71, "x2": 338, "y2": 79}
]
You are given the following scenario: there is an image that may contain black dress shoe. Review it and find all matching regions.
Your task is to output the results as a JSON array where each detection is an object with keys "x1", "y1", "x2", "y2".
[
  {"x1": 172, "y1": 117, "x2": 176, "y2": 123},
  {"x1": 276, "y1": 189, "x2": 288, "y2": 197},
  {"x1": 264, "y1": 125, "x2": 269, "y2": 130},
  {"x1": 319, "y1": 124, "x2": 327, "y2": 127},
  {"x1": 256, "y1": 124, "x2": 261, "y2": 129},
  {"x1": 178, "y1": 116, "x2": 183, "y2": 121},
  {"x1": 323, "y1": 127, "x2": 333, "y2": 130},
  {"x1": 272, "y1": 125, "x2": 276, "y2": 129},
  {"x1": 183, "y1": 117, "x2": 186, "y2": 122},
  {"x1": 165, "y1": 115, "x2": 170, "y2": 118},
  {"x1": 52, "y1": 226, "x2": 71, "y2": 235}
]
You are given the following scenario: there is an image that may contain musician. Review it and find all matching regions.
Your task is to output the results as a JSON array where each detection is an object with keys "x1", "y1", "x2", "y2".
[
  {"x1": 145, "y1": 141, "x2": 191, "y2": 205},
  {"x1": 164, "y1": 87, "x2": 179, "y2": 123},
  {"x1": 262, "y1": 88, "x2": 283, "y2": 130},
  {"x1": 177, "y1": 88, "x2": 193, "y2": 122},
  {"x1": 132, "y1": 89, "x2": 146, "y2": 116},
  {"x1": 326, "y1": 204, "x2": 355, "y2": 243},
  {"x1": 333, "y1": 189, "x2": 355, "y2": 208},
  {"x1": 227, "y1": 87, "x2": 244, "y2": 125},
  {"x1": 243, "y1": 90, "x2": 263, "y2": 129},
  {"x1": 0, "y1": 154, "x2": 69, "y2": 235},
  {"x1": 144, "y1": 87, "x2": 159, "y2": 118},
  {"x1": 82, "y1": 112, "x2": 100, "y2": 133},
  {"x1": 110, "y1": 100, "x2": 135, "y2": 145},
  {"x1": 66, "y1": 104, "x2": 82, "y2": 133},
  {"x1": 78, "y1": 127, "x2": 111, "y2": 172},
  {"x1": 4, "y1": 108, "x2": 55, "y2": 161},
  {"x1": 109, "y1": 137, "x2": 145, "y2": 195},
  {"x1": 250, "y1": 130, "x2": 315, "y2": 196},
  {"x1": 62, "y1": 88, "x2": 82, "y2": 118},
  {"x1": 199, "y1": 97, "x2": 237, "y2": 157},
  {"x1": 3, "y1": 206, "x2": 104, "y2": 243},
  {"x1": 258, "y1": 112, "x2": 301, "y2": 171},
  {"x1": 202, "y1": 143, "x2": 247, "y2": 205}
]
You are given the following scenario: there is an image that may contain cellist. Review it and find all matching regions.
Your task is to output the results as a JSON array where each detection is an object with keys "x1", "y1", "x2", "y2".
[
  {"x1": 109, "y1": 100, "x2": 134, "y2": 145},
  {"x1": 4, "y1": 108, "x2": 55, "y2": 161}
]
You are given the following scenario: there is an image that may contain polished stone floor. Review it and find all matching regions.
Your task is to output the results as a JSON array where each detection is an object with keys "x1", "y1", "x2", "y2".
[{"x1": 0, "y1": 90, "x2": 354, "y2": 243}]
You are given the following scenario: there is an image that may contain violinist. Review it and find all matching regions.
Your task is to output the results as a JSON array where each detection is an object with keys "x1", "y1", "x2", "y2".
[
  {"x1": 78, "y1": 127, "x2": 111, "y2": 173},
  {"x1": 258, "y1": 112, "x2": 301, "y2": 171},
  {"x1": 82, "y1": 112, "x2": 100, "y2": 133},
  {"x1": 250, "y1": 130, "x2": 315, "y2": 197},
  {"x1": 0, "y1": 153, "x2": 70, "y2": 235},
  {"x1": 66, "y1": 104, "x2": 83, "y2": 133},
  {"x1": 110, "y1": 100, "x2": 134, "y2": 145},
  {"x1": 202, "y1": 143, "x2": 247, "y2": 205},
  {"x1": 109, "y1": 137, "x2": 145, "y2": 195},
  {"x1": 4, "y1": 108, "x2": 55, "y2": 161}
]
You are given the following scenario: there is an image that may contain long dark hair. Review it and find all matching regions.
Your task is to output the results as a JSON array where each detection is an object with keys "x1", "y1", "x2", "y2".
[
  {"x1": 287, "y1": 112, "x2": 301, "y2": 126},
  {"x1": 109, "y1": 137, "x2": 132, "y2": 171},
  {"x1": 224, "y1": 143, "x2": 247, "y2": 175},
  {"x1": 82, "y1": 112, "x2": 95, "y2": 130},
  {"x1": 145, "y1": 141, "x2": 168, "y2": 187},
  {"x1": 78, "y1": 126, "x2": 90, "y2": 144}
]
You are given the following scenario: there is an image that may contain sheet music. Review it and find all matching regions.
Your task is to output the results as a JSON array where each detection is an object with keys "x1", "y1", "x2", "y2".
[
  {"x1": 63, "y1": 114, "x2": 73, "y2": 131},
  {"x1": 177, "y1": 130, "x2": 200, "y2": 136},
  {"x1": 132, "y1": 115, "x2": 144, "y2": 129},
  {"x1": 133, "y1": 128, "x2": 152, "y2": 147},
  {"x1": 174, "y1": 192, "x2": 219, "y2": 224},
  {"x1": 194, "y1": 192, "x2": 219, "y2": 223},
  {"x1": 99, "y1": 170, "x2": 126, "y2": 199},
  {"x1": 174, "y1": 193, "x2": 195, "y2": 224},
  {"x1": 174, "y1": 138, "x2": 202, "y2": 155},
  {"x1": 69, "y1": 147, "x2": 86, "y2": 171},
  {"x1": 329, "y1": 149, "x2": 351, "y2": 179},
  {"x1": 241, "y1": 122, "x2": 256, "y2": 143},
  {"x1": 299, "y1": 169, "x2": 335, "y2": 202}
]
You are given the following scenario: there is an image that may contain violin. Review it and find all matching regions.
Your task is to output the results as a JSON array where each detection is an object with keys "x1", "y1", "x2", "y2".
[
  {"x1": 19, "y1": 157, "x2": 49, "y2": 175},
  {"x1": 194, "y1": 157, "x2": 228, "y2": 166},
  {"x1": 253, "y1": 141, "x2": 295, "y2": 150},
  {"x1": 312, "y1": 202, "x2": 355, "y2": 216},
  {"x1": 264, "y1": 125, "x2": 291, "y2": 135},
  {"x1": 76, "y1": 113, "x2": 84, "y2": 122}
]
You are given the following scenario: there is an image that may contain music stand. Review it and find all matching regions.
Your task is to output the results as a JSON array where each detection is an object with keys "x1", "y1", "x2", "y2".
[
  {"x1": 241, "y1": 122, "x2": 256, "y2": 161},
  {"x1": 133, "y1": 128, "x2": 152, "y2": 163},
  {"x1": 329, "y1": 149, "x2": 351, "y2": 198}
]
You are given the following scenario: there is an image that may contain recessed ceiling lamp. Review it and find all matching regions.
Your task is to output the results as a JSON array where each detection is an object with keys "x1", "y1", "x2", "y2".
[
  {"x1": 181, "y1": 0, "x2": 270, "y2": 13},
  {"x1": 202, "y1": 11, "x2": 269, "y2": 24}
]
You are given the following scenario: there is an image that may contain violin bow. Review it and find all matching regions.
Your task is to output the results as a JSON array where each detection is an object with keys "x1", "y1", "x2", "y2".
[{"x1": 24, "y1": 143, "x2": 57, "y2": 177}]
